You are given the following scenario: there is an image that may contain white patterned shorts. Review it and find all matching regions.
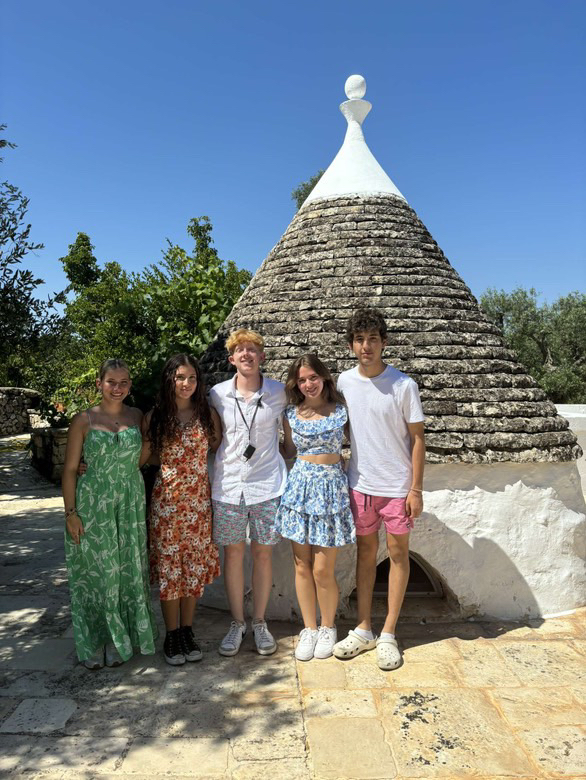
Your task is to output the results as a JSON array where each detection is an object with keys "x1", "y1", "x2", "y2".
[{"x1": 212, "y1": 495, "x2": 281, "y2": 546}]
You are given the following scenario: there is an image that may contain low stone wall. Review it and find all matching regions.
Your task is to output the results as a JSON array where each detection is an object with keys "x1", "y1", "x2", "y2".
[
  {"x1": 30, "y1": 427, "x2": 69, "y2": 482},
  {"x1": 0, "y1": 388, "x2": 43, "y2": 435}
]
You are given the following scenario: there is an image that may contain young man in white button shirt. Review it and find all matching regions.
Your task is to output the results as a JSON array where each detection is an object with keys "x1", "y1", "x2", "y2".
[
  {"x1": 209, "y1": 329, "x2": 287, "y2": 657},
  {"x1": 333, "y1": 308, "x2": 425, "y2": 670}
]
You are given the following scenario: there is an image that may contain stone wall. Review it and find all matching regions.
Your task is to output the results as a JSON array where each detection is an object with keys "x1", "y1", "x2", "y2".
[
  {"x1": 0, "y1": 388, "x2": 43, "y2": 435},
  {"x1": 30, "y1": 428, "x2": 69, "y2": 482}
]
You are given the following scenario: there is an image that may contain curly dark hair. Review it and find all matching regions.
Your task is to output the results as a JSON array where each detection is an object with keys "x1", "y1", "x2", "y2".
[
  {"x1": 148, "y1": 354, "x2": 214, "y2": 453},
  {"x1": 285, "y1": 353, "x2": 345, "y2": 407},
  {"x1": 345, "y1": 307, "x2": 388, "y2": 344}
]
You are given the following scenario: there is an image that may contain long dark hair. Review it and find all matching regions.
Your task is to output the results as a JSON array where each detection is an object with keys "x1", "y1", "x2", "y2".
[
  {"x1": 148, "y1": 354, "x2": 213, "y2": 452},
  {"x1": 285, "y1": 353, "x2": 344, "y2": 407}
]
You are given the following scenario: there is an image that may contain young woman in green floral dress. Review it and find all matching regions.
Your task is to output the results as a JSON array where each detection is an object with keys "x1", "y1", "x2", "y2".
[{"x1": 62, "y1": 359, "x2": 157, "y2": 669}]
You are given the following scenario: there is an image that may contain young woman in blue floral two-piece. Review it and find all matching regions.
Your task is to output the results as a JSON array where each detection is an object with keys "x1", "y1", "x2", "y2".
[{"x1": 275, "y1": 354, "x2": 355, "y2": 661}]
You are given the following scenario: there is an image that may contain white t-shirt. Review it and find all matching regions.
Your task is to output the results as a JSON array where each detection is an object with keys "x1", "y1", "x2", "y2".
[{"x1": 338, "y1": 365, "x2": 424, "y2": 498}]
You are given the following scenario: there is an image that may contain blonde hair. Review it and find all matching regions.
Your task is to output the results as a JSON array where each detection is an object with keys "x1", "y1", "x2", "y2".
[
  {"x1": 226, "y1": 328, "x2": 265, "y2": 354},
  {"x1": 98, "y1": 358, "x2": 130, "y2": 381}
]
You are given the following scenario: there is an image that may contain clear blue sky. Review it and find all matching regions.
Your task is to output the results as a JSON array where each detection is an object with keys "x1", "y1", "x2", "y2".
[{"x1": 2, "y1": 0, "x2": 585, "y2": 304}]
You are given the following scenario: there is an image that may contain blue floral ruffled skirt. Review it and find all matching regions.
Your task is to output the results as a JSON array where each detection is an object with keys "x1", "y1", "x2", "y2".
[{"x1": 275, "y1": 460, "x2": 356, "y2": 547}]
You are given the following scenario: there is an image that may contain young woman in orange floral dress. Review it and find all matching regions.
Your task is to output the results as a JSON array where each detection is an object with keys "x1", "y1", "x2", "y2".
[{"x1": 142, "y1": 354, "x2": 222, "y2": 665}]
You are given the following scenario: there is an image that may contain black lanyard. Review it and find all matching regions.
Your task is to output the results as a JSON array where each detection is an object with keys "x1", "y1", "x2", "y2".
[{"x1": 234, "y1": 395, "x2": 263, "y2": 434}]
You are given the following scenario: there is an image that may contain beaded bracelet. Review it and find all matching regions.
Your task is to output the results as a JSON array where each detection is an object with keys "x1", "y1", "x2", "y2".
[
  {"x1": 409, "y1": 488, "x2": 423, "y2": 494},
  {"x1": 65, "y1": 508, "x2": 78, "y2": 519}
]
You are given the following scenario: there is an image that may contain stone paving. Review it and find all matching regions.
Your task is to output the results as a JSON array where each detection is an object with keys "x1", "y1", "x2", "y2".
[{"x1": 0, "y1": 434, "x2": 585, "y2": 779}]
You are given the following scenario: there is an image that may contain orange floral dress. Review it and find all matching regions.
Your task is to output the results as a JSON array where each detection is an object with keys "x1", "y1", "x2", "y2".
[{"x1": 149, "y1": 419, "x2": 220, "y2": 600}]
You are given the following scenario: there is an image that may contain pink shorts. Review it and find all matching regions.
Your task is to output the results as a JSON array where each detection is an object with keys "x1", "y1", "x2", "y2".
[{"x1": 349, "y1": 489, "x2": 414, "y2": 536}]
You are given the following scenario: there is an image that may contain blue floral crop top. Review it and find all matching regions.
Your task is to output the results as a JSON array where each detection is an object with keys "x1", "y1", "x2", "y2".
[{"x1": 286, "y1": 403, "x2": 347, "y2": 456}]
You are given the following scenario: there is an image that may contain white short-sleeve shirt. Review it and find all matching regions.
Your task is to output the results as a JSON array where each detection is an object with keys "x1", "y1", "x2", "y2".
[
  {"x1": 337, "y1": 365, "x2": 424, "y2": 498},
  {"x1": 209, "y1": 376, "x2": 287, "y2": 505}
]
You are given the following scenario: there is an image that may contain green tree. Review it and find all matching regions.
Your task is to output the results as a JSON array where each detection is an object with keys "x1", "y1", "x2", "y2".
[
  {"x1": 57, "y1": 236, "x2": 154, "y2": 410},
  {"x1": 0, "y1": 125, "x2": 55, "y2": 387},
  {"x1": 56, "y1": 217, "x2": 251, "y2": 414},
  {"x1": 60, "y1": 232, "x2": 100, "y2": 292},
  {"x1": 480, "y1": 287, "x2": 586, "y2": 403},
  {"x1": 292, "y1": 169, "x2": 325, "y2": 210},
  {"x1": 143, "y1": 216, "x2": 251, "y2": 360}
]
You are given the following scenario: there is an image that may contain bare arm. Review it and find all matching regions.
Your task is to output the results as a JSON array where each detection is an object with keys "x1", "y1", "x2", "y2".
[
  {"x1": 208, "y1": 407, "x2": 223, "y2": 452},
  {"x1": 139, "y1": 410, "x2": 154, "y2": 468},
  {"x1": 62, "y1": 414, "x2": 87, "y2": 543},
  {"x1": 280, "y1": 417, "x2": 297, "y2": 460},
  {"x1": 405, "y1": 421, "x2": 425, "y2": 519},
  {"x1": 344, "y1": 419, "x2": 350, "y2": 443}
]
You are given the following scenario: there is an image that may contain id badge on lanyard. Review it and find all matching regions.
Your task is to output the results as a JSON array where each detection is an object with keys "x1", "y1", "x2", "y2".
[{"x1": 235, "y1": 396, "x2": 263, "y2": 460}]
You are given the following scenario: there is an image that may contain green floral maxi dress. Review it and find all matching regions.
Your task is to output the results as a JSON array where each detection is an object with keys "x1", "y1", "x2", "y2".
[{"x1": 65, "y1": 426, "x2": 158, "y2": 661}]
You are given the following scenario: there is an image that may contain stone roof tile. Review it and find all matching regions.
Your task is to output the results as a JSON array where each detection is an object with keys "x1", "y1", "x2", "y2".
[{"x1": 201, "y1": 195, "x2": 579, "y2": 463}]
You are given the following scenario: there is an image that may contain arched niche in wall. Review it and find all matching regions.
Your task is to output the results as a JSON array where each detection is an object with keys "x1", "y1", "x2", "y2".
[{"x1": 371, "y1": 551, "x2": 443, "y2": 599}]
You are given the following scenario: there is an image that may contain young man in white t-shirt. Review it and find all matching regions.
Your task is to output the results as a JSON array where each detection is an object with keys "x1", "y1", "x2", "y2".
[{"x1": 333, "y1": 308, "x2": 425, "y2": 670}]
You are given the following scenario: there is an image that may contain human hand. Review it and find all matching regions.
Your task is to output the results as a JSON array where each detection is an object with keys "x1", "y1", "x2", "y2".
[
  {"x1": 66, "y1": 513, "x2": 84, "y2": 544},
  {"x1": 77, "y1": 462, "x2": 88, "y2": 476},
  {"x1": 405, "y1": 491, "x2": 423, "y2": 520}
]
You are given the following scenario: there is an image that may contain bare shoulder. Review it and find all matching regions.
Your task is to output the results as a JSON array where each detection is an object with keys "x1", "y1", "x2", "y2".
[
  {"x1": 68, "y1": 411, "x2": 89, "y2": 435},
  {"x1": 129, "y1": 406, "x2": 143, "y2": 425}
]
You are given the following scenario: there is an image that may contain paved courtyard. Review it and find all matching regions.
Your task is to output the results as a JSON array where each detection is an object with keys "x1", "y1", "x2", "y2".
[{"x1": 0, "y1": 435, "x2": 585, "y2": 779}]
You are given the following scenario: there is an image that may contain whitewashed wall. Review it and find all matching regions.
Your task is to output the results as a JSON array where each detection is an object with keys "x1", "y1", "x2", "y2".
[{"x1": 201, "y1": 459, "x2": 586, "y2": 621}]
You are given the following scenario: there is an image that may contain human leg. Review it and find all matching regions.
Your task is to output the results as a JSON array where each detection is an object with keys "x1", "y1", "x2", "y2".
[
  {"x1": 250, "y1": 540, "x2": 273, "y2": 621},
  {"x1": 158, "y1": 598, "x2": 184, "y2": 665},
  {"x1": 247, "y1": 498, "x2": 280, "y2": 655},
  {"x1": 160, "y1": 598, "x2": 180, "y2": 631},
  {"x1": 312, "y1": 547, "x2": 339, "y2": 627},
  {"x1": 313, "y1": 547, "x2": 339, "y2": 659},
  {"x1": 333, "y1": 491, "x2": 380, "y2": 660},
  {"x1": 290, "y1": 542, "x2": 317, "y2": 660},
  {"x1": 291, "y1": 541, "x2": 318, "y2": 628},
  {"x1": 177, "y1": 596, "x2": 202, "y2": 662},
  {"x1": 223, "y1": 541, "x2": 247, "y2": 622},
  {"x1": 248, "y1": 497, "x2": 280, "y2": 620},
  {"x1": 250, "y1": 540, "x2": 277, "y2": 655},
  {"x1": 217, "y1": 541, "x2": 248, "y2": 656},
  {"x1": 350, "y1": 489, "x2": 381, "y2": 632},
  {"x1": 212, "y1": 498, "x2": 249, "y2": 623},
  {"x1": 382, "y1": 531, "x2": 410, "y2": 635},
  {"x1": 355, "y1": 532, "x2": 379, "y2": 631},
  {"x1": 180, "y1": 596, "x2": 196, "y2": 627}
]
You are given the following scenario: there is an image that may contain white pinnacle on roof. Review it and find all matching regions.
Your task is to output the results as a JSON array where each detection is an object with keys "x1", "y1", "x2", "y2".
[{"x1": 303, "y1": 75, "x2": 406, "y2": 206}]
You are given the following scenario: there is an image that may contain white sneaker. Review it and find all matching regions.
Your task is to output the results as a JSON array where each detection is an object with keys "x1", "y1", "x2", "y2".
[
  {"x1": 219, "y1": 621, "x2": 247, "y2": 656},
  {"x1": 252, "y1": 619, "x2": 277, "y2": 655},
  {"x1": 314, "y1": 626, "x2": 337, "y2": 659},
  {"x1": 295, "y1": 627, "x2": 319, "y2": 661}
]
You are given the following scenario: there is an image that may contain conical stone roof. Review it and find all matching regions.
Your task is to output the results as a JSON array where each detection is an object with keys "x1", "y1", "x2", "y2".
[{"x1": 201, "y1": 77, "x2": 580, "y2": 465}]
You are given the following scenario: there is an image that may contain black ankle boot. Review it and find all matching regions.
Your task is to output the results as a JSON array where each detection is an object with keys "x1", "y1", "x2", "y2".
[
  {"x1": 180, "y1": 625, "x2": 203, "y2": 662},
  {"x1": 163, "y1": 628, "x2": 185, "y2": 666}
]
